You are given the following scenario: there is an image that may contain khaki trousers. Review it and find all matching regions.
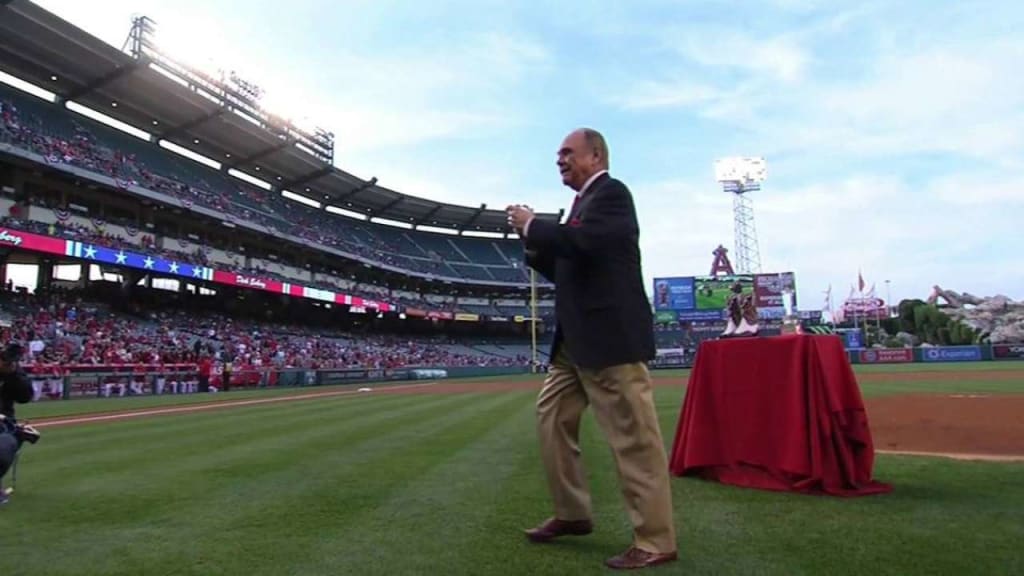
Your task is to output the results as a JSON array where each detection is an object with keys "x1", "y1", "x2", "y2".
[{"x1": 536, "y1": 347, "x2": 677, "y2": 554}]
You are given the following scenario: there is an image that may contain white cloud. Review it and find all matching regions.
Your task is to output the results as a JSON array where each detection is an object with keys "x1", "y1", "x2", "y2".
[
  {"x1": 344, "y1": 153, "x2": 558, "y2": 215},
  {"x1": 23, "y1": 0, "x2": 1023, "y2": 306},
  {"x1": 665, "y1": 29, "x2": 811, "y2": 83},
  {"x1": 611, "y1": 12, "x2": 1024, "y2": 168},
  {"x1": 632, "y1": 178, "x2": 735, "y2": 291},
  {"x1": 612, "y1": 79, "x2": 722, "y2": 110},
  {"x1": 605, "y1": 23, "x2": 1024, "y2": 307},
  {"x1": 930, "y1": 173, "x2": 1024, "y2": 206},
  {"x1": 784, "y1": 41, "x2": 1024, "y2": 164},
  {"x1": 293, "y1": 33, "x2": 552, "y2": 157},
  {"x1": 34, "y1": 0, "x2": 552, "y2": 159},
  {"x1": 328, "y1": 107, "x2": 515, "y2": 156}
]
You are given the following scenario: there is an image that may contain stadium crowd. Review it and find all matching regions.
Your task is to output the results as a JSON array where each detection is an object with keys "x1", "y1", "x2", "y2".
[
  {"x1": 2, "y1": 85, "x2": 555, "y2": 320},
  {"x1": 0, "y1": 210, "x2": 544, "y2": 321},
  {"x1": 0, "y1": 285, "x2": 530, "y2": 398},
  {"x1": 0, "y1": 85, "x2": 555, "y2": 402},
  {"x1": 0, "y1": 88, "x2": 533, "y2": 285}
]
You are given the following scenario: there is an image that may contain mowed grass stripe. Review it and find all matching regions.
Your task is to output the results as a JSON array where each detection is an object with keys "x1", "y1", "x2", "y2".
[
  {"x1": 166, "y1": 391, "x2": 533, "y2": 576},
  {"x1": 650, "y1": 401, "x2": 1024, "y2": 575},
  {"x1": 27, "y1": 393, "x2": 456, "y2": 502},
  {"x1": 289, "y1": 389, "x2": 544, "y2": 575},
  {"x1": 662, "y1": 456, "x2": 1024, "y2": 576},
  {"x1": 4, "y1": 365, "x2": 1023, "y2": 576},
  {"x1": 431, "y1": 386, "x2": 691, "y2": 575},
  {"x1": 13, "y1": 391, "x2": 474, "y2": 518},
  {"x1": 19, "y1": 384, "x2": 365, "y2": 419},
  {"x1": 1, "y1": 392, "x2": 531, "y2": 576},
  {"x1": 20, "y1": 391, "x2": 423, "y2": 476},
  {"x1": 0, "y1": 392, "x2": 510, "y2": 575},
  {"x1": 18, "y1": 379, "x2": 476, "y2": 421}
]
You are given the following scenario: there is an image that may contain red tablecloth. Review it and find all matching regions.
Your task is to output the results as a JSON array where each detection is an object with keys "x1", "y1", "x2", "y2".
[{"x1": 669, "y1": 334, "x2": 892, "y2": 496}]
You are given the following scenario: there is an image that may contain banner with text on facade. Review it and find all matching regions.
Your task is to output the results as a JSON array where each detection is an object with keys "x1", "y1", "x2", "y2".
[{"x1": 0, "y1": 226, "x2": 395, "y2": 312}]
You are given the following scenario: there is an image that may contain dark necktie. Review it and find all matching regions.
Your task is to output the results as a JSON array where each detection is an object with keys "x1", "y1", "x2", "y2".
[{"x1": 568, "y1": 194, "x2": 582, "y2": 220}]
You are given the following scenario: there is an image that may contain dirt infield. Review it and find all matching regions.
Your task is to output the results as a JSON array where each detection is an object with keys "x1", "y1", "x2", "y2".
[{"x1": 867, "y1": 394, "x2": 1024, "y2": 460}]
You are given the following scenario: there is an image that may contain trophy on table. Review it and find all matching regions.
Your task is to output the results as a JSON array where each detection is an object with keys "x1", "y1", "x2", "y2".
[
  {"x1": 721, "y1": 281, "x2": 759, "y2": 338},
  {"x1": 780, "y1": 285, "x2": 801, "y2": 334}
]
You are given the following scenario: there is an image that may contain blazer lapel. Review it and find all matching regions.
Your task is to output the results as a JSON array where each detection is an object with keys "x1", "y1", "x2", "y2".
[{"x1": 569, "y1": 173, "x2": 610, "y2": 223}]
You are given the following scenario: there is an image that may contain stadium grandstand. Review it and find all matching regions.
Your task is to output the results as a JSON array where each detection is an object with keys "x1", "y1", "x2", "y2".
[
  {"x1": 0, "y1": 1, "x2": 712, "y2": 398},
  {"x1": 0, "y1": 0, "x2": 585, "y2": 389}
]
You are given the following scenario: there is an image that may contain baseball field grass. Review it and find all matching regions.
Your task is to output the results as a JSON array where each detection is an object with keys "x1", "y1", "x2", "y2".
[{"x1": 2, "y1": 362, "x2": 1023, "y2": 575}]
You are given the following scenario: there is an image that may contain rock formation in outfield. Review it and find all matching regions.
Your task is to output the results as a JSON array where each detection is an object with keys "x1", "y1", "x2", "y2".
[{"x1": 927, "y1": 286, "x2": 1024, "y2": 344}]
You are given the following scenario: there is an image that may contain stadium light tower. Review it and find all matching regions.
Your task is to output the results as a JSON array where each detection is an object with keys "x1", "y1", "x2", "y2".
[{"x1": 714, "y1": 157, "x2": 767, "y2": 274}]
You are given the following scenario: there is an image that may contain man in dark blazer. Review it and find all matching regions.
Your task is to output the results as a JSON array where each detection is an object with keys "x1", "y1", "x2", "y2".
[{"x1": 507, "y1": 128, "x2": 678, "y2": 570}]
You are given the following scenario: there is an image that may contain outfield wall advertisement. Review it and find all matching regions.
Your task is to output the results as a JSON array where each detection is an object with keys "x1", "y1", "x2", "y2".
[
  {"x1": 859, "y1": 348, "x2": 914, "y2": 364},
  {"x1": 992, "y1": 344, "x2": 1024, "y2": 360},
  {"x1": 921, "y1": 346, "x2": 983, "y2": 363},
  {"x1": 653, "y1": 272, "x2": 796, "y2": 322}
]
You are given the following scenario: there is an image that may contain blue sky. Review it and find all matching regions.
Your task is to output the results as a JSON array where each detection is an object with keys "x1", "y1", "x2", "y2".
[{"x1": 24, "y1": 0, "x2": 1024, "y2": 307}]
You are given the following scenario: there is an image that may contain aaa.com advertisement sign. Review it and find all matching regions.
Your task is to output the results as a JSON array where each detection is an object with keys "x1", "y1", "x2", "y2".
[
  {"x1": 993, "y1": 344, "x2": 1024, "y2": 360},
  {"x1": 859, "y1": 348, "x2": 914, "y2": 364},
  {"x1": 921, "y1": 346, "x2": 982, "y2": 363},
  {"x1": 754, "y1": 272, "x2": 796, "y2": 311}
]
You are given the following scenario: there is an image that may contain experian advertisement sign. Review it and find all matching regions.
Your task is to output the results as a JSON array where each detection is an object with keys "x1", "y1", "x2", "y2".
[{"x1": 921, "y1": 346, "x2": 982, "y2": 363}]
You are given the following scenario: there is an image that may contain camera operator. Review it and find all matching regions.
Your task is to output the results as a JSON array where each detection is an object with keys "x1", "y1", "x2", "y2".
[{"x1": 1, "y1": 342, "x2": 37, "y2": 504}]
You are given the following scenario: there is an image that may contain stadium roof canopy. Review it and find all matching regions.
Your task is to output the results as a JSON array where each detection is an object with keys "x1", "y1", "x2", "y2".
[{"x1": 0, "y1": 0, "x2": 563, "y2": 234}]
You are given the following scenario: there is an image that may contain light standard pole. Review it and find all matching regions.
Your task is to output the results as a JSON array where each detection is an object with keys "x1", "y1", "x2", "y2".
[{"x1": 885, "y1": 279, "x2": 892, "y2": 318}]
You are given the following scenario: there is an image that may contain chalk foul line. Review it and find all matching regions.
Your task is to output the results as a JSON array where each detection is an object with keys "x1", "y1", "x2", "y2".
[
  {"x1": 30, "y1": 382, "x2": 438, "y2": 428},
  {"x1": 876, "y1": 449, "x2": 1024, "y2": 462}
]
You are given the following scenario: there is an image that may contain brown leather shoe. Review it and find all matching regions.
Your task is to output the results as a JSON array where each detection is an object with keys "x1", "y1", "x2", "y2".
[
  {"x1": 524, "y1": 517, "x2": 593, "y2": 543},
  {"x1": 605, "y1": 546, "x2": 678, "y2": 570}
]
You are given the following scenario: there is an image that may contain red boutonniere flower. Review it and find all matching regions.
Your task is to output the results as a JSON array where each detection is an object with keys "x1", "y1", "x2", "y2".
[{"x1": 568, "y1": 217, "x2": 582, "y2": 228}]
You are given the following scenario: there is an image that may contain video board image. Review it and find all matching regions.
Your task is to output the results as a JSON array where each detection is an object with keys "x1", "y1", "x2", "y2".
[
  {"x1": 652, "y1": 277, "x2": 694, "y2": 311},
  {"x1": 693, "y1": 274, "x2": 754, "y2": 310},
  {"x1": 653, "y1": 272, "x2": 796, "y2": 322}
]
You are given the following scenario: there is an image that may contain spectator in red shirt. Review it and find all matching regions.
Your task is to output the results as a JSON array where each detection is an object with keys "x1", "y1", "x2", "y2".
[{"x1": 198, "y1": 356, "x2": 212, "y2": 393}]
